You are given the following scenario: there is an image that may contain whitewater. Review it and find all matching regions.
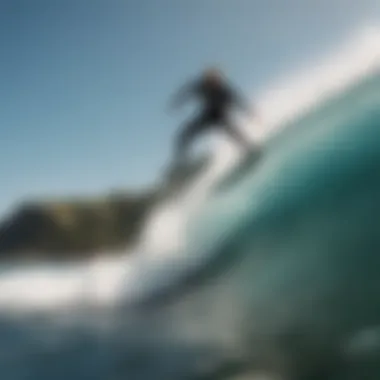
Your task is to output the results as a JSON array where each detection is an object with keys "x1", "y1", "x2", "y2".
[{"x1": 0, "y1": 26, "x2": 379, "y2": 314}]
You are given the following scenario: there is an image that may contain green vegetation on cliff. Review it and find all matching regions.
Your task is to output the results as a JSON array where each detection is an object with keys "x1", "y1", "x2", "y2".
[{"x1": 0, "y1": 192, "x2": 156, "y2": 259}]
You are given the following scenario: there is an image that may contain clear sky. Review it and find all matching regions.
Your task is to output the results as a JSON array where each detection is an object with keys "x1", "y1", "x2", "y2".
[{"x1": 0, "y1": 0, "x2": 379, "y2": 216}]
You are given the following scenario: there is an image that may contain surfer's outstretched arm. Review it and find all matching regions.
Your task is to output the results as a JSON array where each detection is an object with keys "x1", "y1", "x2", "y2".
[{"x1": 169, "y1": 81, "x2": 197, "y2": 110}]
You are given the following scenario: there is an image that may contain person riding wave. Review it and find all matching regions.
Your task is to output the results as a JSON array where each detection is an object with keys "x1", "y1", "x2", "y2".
[{"x1": 169, "y1": 67, "x2": 256, "y2": 164}]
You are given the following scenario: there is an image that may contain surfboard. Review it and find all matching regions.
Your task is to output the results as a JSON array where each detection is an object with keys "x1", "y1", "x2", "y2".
[{"x1": 212, "y1": 145, "x2": 263, "y2": 194}]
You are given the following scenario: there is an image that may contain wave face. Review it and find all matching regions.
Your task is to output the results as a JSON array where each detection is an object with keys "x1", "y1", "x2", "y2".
[
  {"x1": 135, "y1": 69, "x2": 380, "y2": 307},
  {"x1": 119, "y1": 70, "x2": 380, "y2": 379}
]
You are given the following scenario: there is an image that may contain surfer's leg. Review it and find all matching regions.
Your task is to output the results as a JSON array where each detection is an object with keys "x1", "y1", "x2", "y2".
[
  {"x1": 174, "y1": 115, "x2": 208, "y2": 162},
  {"x1": 221, "y1": 119, "x2": 250, "y2": 152}
]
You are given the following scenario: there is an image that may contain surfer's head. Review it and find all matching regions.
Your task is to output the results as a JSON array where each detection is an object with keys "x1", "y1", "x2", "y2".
[{"x1": 202, "y1": 66, "x2": 224, "y2": 83}]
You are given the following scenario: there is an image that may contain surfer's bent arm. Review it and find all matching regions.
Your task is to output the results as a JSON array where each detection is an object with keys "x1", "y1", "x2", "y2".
[{"x1": 169, "y1": 81, "x2": 198, "y2": 110}]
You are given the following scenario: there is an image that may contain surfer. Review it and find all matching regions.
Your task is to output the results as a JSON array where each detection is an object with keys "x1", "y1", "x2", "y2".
[{"x1": 169, "y1": 67, "x2": 256, "y2": 164}]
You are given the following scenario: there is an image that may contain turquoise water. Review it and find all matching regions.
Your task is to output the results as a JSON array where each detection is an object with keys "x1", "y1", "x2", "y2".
[{"x1": 132, "y1": 70, "x2": 380, "y2": 377}]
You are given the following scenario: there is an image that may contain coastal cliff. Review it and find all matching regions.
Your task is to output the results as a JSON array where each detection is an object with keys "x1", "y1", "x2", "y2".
[{"x1": 0, "y1": 154, "x2": 209, "y2": 260}]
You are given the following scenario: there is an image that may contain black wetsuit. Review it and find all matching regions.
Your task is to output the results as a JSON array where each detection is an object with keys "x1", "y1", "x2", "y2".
[{"x1": 171, "y1": 78, "x2": 250, "y2": 161}]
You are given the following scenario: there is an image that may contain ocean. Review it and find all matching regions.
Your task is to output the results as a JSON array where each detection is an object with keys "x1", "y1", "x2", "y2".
[{"x1": 0, "y1": 27, "x2": 380, "y2": 380}]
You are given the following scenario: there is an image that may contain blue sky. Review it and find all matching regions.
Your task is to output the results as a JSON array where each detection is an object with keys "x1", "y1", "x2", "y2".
[{"x1": 0, "y1": 0, "x2": 379, "y2": 216}]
